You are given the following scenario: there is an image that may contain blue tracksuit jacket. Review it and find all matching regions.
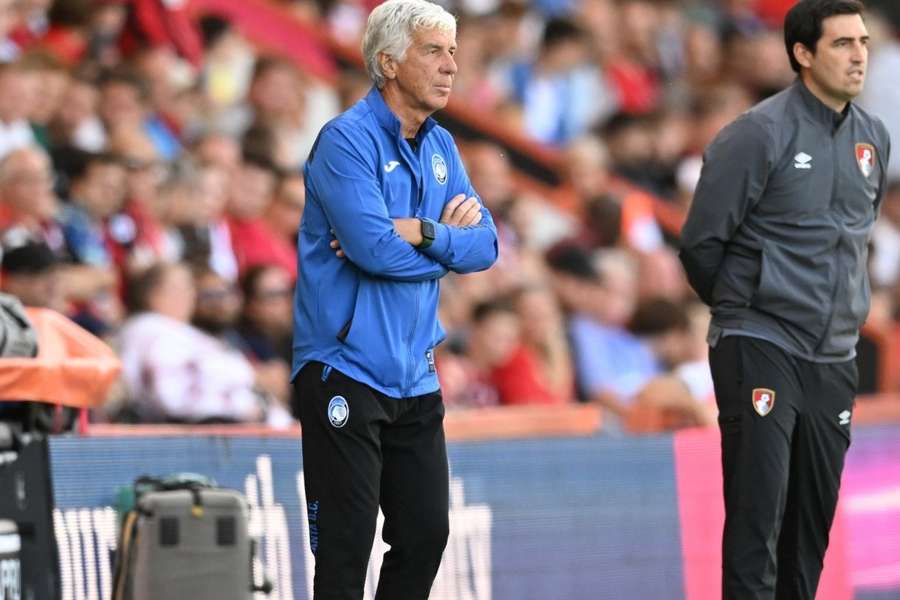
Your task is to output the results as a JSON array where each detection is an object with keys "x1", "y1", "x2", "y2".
[{"x1": 293, "y1": 87, "x2": 499, "y2": 398}]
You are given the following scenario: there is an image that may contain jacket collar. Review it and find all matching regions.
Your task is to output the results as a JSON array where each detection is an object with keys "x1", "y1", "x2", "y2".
[
  {"x1": 364, "y1": 86, "x2": 437, "y2": 141},
  {"x1": 794, "y1": 79, "x2": 850, "y2": 131}
]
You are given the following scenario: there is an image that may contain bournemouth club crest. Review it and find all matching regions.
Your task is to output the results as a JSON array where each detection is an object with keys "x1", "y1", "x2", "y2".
[
  {"x1": 855, "y1": 143, "x2": 875, "y2": 178},
  {"x1": 752, "y1": 388, "x2": 775, "y2": 417}
]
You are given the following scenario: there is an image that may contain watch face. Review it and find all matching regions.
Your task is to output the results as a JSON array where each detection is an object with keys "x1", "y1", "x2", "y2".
[{"x1": 423, "y1": 220, "x2": 435, "y2": 240}]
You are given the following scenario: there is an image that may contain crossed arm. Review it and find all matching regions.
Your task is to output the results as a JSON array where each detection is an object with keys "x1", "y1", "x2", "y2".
[
  {"x1": 330, "y1": 193, "x2": 482, "y2": 256},
  {"x1": 308, "y1": 126, "x2": 498, "y2": 280}
]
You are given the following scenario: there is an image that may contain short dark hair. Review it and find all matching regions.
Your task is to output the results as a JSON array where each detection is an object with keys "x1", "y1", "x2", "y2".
[
  {"x1": 471, "y1": 298, "x2": 516, "y2": 325},
  {"x1": 544, "y1": 242, "x2": 601, "y2": 283},
  {"x1": 125, "y1": 262, "x2": 176, "y2": 315},
  {"x1": 784, "y1": 0, "x2": 866, "y2": 73},
  {"x1": 628, "y1": 298, "x2": 690, "y2": 337},
  {"x1": 540, "y1": 18, "x2": 584, "y2": 52}
]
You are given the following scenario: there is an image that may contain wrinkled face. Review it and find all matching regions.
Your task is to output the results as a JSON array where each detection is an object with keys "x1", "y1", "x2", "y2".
[
  {"x1": 796, "y1": 14, "x2": 869, "y2": 108},
  {"x1": 384, "y1": 26, "x2": 458, "y2": 115}
]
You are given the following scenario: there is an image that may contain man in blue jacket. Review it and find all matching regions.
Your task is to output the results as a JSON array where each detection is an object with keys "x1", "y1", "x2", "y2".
[{"x1": 292, "y1": 1, "x2": 498, "y2": 597}]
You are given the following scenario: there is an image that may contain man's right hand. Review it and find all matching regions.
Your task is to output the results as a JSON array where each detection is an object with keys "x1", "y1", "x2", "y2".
[{"x1": 441, "y1": 193, "x2": 482, "y2": 227}]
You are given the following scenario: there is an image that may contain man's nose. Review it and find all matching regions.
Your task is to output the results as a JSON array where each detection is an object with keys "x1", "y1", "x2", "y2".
[{"x1": 441, "y1": 53, "x2": 457, "y2": 75}]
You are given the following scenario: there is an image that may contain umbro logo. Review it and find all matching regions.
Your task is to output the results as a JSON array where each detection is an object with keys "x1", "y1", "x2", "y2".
[
  {"x1": 384, "y1": 161, "x2": 400, "y2": 173},
  {"x1": 793, "y1": 152, "x2": 812, "y2": 169},
  {"x1": 839, "y1": 410, "x2": 851, "y2": 426}
]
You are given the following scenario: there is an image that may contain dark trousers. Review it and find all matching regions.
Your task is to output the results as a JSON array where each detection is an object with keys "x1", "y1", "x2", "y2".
[
  {"x1": 294, "y1": 362, "x2": 450, "y2": 600},
  {"x1": 709, "y1": 336, "x2": 856, "y2": 600}
]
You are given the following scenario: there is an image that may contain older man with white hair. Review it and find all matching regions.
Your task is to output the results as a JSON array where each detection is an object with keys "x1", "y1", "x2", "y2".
[{"x1": 291, "y1": 0, "x2": 498, "y2": 598}]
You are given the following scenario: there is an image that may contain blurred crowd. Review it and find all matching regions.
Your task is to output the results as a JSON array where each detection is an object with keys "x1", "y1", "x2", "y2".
[{"x1": 0, "y1": 0, "x2": 898, "y2": 431}]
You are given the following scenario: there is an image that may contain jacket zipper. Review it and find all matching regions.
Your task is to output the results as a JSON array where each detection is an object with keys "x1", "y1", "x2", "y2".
[
  {"x1": 814, "y1": 131, "x2": 843, "y2": 352},
  {"x1": 405, "y1": 286, "x2": 420, "y2": 396}
]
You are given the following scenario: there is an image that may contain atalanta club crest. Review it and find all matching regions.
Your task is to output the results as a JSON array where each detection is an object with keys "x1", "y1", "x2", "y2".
[
  {"x1": 432, "y1": 153, "x2": 447, "y2": 185},
  {"x1": 856, "y1": 143, "x2": 875, "y2": 178},
  {"x1": 328, "y1": 395, "x2": 349, "y2": 428},
  {"x1": 752, "y1": 388, "x2": 775, "y2": 417}
]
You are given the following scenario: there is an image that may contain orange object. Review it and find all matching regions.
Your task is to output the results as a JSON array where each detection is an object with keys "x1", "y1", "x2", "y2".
[{"x1": 0, "y1": 308, "x2": 120, "y2": 408}]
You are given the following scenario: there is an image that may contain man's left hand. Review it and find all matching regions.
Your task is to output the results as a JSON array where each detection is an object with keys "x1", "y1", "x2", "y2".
[{"x1": 441, "y1": 194, "x2": 483, "y2": 227}]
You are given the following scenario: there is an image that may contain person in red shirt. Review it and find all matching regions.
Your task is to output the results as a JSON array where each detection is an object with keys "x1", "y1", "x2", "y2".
[{"x1": 226, "y1": 152, "x2": 297, "y2": 279}]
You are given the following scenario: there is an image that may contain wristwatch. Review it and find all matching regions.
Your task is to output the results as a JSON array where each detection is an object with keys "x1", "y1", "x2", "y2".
[{"x1": 418, "y1": 218, "x2": 436, "y2": 249}]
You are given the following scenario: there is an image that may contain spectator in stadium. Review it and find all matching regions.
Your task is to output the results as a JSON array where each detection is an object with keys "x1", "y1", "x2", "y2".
[
  {"x1": 226, "y1": 151, "x2": 297, "y2": 278},
  {"x1": 237, "y1": 264, "x2": 293, "y2": 365},
  {"x1": 57, "y1": 150, "x2": 129, "y2": 334},
  {"x1": 191, "y1": 266, "x2": 243, "y2": 345},
  {"x1": 545, "y1": 242, "x2": 658, "y2": 418},
  {"x1": 679, "y1": 1, "x2": 890, "y2": 596},
  {"x1": 118, "y1": 261, "x2": 288, "y2": 425},
  {"x1": 292, "y1": 0, "x2": 498, "y2": 597},
  {"x1": 443, "y1": 292, "x2": 572, "y2": 408},
  {"x1": 0, "y1": 239, "x2": 64, "y2": 311},
  {"x1": 563, "y1": 135, "x2": 663, "y2": 253},
  {"x1": 261, "y1": 171, "x2": 305, "y2": 254},
  {"x1": 0, "y1": 146, "x2": 59, "y2": 244},
  {"x1": 19, "y1": 51, "x2": 69, "y2": 149},
  {"x1": 0, "y1": 0, "x2": 21, "y2": 63},
  {"x1": 466, "y1": 140, "x2": 573, "y2": 252},
  {"x1": 172, "y1": 160, "x2": 240, "y2": 281},
  {"x1": 0, "y1": 146, "x2": 116, "y2": 318},
  {"x1": 438, "y1": 299, "x2": 512, "y2": 409},
  {"x1": 198, "y1": 15, "x2": 256, "y2": 115},
  {"x1": 191, "y1": 129, "x2": 241, "y2": 174},
  {"x1": 510, "y1": 18, "x2": 599, "y2": 146},
  {"x1": 604, "y1": 0, "x2": 662, "y2": 115},
  {"x1": 97, "y1": 68, "x2": 181, "y2": 161},
  {"x1": 218, "y1": 55, "x2": 339, "y2": 168},
  {"x1": 10, "y1": 0, "x2": 50, "y2": 52},
  {"x1": 58, "y1": 151, "x2": 127, "y2": 269},
  {"x1": 626, "y1": 297, "x2": 716, "y2": 430},
  {"x1": 49, "y1": 73, "x2": 105, "y2": 152},
  {"x1": 504, "y1": 284, "x2": 574, "y2": 404},
  {"x1": 0, "y1": 63, "x2": 37, "y2": 158}
]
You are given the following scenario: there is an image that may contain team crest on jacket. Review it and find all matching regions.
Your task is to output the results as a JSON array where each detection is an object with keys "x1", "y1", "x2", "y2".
[
  {"x1": 752, "y1": 388, "x2": 775, "y2": 417},
  {"x1": 328, "y1": 395, "x2": 349, "y2": 428},
  {"x1": 855, "y1": 143, "x2": 875, "y2": 178},
  {"x1": 432, "y1": 153, "x2": 447, "y2": 184}
]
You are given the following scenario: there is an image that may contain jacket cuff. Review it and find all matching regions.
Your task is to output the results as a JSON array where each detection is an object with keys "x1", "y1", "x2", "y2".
[{"x1": 421, "y1": 220, "x2": 451, "y2": 261}]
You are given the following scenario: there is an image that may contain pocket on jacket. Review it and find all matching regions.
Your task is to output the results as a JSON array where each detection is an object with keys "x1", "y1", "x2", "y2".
[{"x1": 751, "y1": 241, "x2": 832, "y2": 338}]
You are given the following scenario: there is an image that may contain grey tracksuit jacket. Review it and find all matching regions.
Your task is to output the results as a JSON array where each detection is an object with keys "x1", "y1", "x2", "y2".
[{"x1": 680, "y1": 80, "x2": 891, "y2": 362}]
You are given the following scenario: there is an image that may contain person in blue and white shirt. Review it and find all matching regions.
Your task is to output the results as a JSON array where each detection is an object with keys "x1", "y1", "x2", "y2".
[{"x1": 291, "y1": 1, "x2": 498, "y2": 598}]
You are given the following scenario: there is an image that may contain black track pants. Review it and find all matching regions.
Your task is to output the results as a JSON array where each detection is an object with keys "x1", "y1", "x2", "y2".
[
  {"x1": 294, "y1": 362, "x2": 450, "y2": 600},
  {"x1": 709, "y1": 336, "x2": 856, "y2": 600}
]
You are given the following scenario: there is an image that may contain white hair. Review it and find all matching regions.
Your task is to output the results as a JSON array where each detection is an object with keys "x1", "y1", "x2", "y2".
[{"x1": 362, "y1": 0, "x2": 456, "y2": 89}]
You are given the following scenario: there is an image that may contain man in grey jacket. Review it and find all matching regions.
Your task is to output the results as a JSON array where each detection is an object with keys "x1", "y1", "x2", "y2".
[{"x1": 679, "y1": 1, "x2": 890, "y2": 598}]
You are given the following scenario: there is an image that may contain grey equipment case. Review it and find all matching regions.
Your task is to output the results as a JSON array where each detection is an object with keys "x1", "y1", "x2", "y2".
[{"x1": 112, "y1": 477, "x2": 271, "y2": 600}]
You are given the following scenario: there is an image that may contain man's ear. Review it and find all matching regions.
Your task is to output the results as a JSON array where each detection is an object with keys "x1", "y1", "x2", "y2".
[
  {"x1": 379, "y1": 52, "x2": 397, "y2": 81},
  {"x1": 793, "y1": 42, "x2": 814, "y2": 69}
]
